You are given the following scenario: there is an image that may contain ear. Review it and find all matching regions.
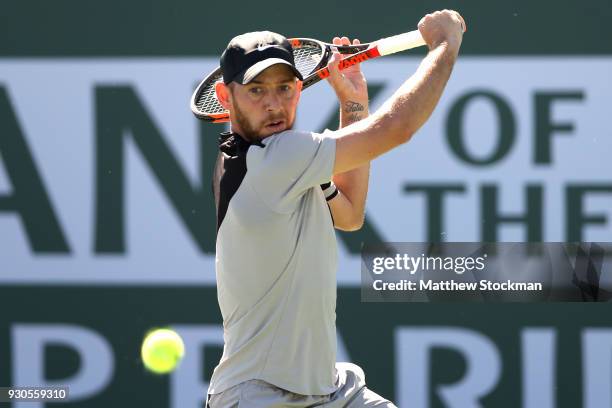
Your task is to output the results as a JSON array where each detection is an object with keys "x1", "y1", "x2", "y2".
[
  {"x1": 215, "y1": 81, "x2": 232, "y2": 110},
  {"x1": 295, "y1": 79, "x2": 303, "y2": 101}
]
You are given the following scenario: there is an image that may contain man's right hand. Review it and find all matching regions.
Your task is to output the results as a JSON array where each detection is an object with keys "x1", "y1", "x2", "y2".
[{"x1": 418, "y1": 10, "x2": 466, "y2": 53}]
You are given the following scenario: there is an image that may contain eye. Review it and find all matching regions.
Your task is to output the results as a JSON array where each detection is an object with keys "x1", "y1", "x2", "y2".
[
  {"x1": 279, "y1": 84, "x2": 293, "y2": 94},
  {"x1": 248, "y1": 87, "x2": 263, "y2": 95}
]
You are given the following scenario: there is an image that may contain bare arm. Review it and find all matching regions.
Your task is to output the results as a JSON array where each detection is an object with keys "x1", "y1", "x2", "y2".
[
  {"x1": 329, "y1": 99, "x2": 370, "y2": 230},
  {"x1": 332, "y1": 10, "x2": 465, "y2": 175},
  {"x1": 323, "y1": 37, "x2": 371, "y2": 231}
]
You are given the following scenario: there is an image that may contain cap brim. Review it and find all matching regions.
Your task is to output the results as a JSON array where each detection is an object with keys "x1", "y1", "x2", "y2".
[{"x1": 236, "y1": 58, "x2": 303, "y2": 84}]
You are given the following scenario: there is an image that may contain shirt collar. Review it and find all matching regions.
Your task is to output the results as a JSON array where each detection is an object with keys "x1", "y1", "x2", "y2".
[{"x1": 218, "y1": 131, "x2": 263, "y2": 155}]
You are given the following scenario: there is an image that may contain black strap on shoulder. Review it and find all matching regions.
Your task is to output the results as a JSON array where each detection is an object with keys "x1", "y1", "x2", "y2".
[{"x1": 212, "y1": 132, "x2": 263, "y2": 232}]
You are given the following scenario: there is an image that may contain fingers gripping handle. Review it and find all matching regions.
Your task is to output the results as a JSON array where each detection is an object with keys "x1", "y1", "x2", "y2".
[{"x1": 376, "y1": 30, "x2": 426, "y2": 56}]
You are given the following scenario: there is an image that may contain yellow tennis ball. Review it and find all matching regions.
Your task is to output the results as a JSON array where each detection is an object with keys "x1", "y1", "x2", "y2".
[{"x1": 141, "y1": 328, "x2": 185, "y2": 374}]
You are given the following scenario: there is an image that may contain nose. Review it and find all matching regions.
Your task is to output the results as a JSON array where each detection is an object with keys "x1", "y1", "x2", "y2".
[{"x1": 263, "y1": 90, "x2": 281, "y2": 112}]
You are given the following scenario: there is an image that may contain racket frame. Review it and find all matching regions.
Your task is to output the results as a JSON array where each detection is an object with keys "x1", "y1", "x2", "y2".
[{"x1": 190, "y1": 32, "x2": 424, "y2": 122}]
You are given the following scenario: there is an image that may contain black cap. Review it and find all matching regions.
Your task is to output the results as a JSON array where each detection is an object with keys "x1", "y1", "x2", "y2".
[{"x1": 220, "y1": 31, "x2": 303, "y2": 85}]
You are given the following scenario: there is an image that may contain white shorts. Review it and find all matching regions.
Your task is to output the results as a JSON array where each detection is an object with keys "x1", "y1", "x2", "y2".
[{"x1": 207, "y1": 362, "x2": 396, "y2": 408}]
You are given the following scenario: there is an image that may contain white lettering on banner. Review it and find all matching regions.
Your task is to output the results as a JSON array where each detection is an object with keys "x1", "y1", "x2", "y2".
[
  {"x1": 582, "y1": 329, "x2": 612, "y2": 408},
  {"x1": 7, "y1": 323, "x2": 612, "y2": 407},
  {"x1": 522, "y1": 328, "x2": 556, "y2": 408},
  {"x1": 395, "y1": 326, "x2": 612, "y2": 408},
  {"x1": 171, "y1": 326, "x2": 224, "y2": 408},
  {"x1": 11, "y1": 324, "x2": 114, "y2": 408},
  {"x1": 0, "y1": 58, "x2": 611, "y2": 285},
  {"x1": 395, "y1": 327, "x2": 501, "y2": 408}
]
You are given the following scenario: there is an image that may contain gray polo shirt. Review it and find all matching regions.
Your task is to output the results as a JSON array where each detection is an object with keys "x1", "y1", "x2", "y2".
[{"x1": 209, "y1": 130, "x2": 338, "y2": 396}]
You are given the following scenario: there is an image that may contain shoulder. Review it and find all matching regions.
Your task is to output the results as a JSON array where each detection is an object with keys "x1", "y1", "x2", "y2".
[
  {"x1": 260, "y1": 129, "x2": 329, "y2": 149},
  {"x1": 248, "y1": 130, "x2": 330, "y2": 161}
]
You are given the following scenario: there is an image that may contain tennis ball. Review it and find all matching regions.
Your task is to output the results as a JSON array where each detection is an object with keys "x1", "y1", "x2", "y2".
[{"x1": 141, "y1": 328, "x2": 185, "y2": 374}]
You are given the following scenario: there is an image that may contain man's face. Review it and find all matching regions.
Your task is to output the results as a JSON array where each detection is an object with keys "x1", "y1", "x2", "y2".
[{"x1": 223, "y1": 64, "x2": 302, "y2": 140}]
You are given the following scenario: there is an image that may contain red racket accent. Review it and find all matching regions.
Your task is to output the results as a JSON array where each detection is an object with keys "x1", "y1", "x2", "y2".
[
  {"x1": 315, "y1": 48, "x2": 382, "y2": 80},
  {"x1": 190, "y1": 30, "x2": 426, "y2": 123}
]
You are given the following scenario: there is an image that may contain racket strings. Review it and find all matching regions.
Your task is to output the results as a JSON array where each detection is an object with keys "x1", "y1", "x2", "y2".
[
  {"x1": 194, "y1": 42, "x2": 325, "y2": 117},
  {"x1": 195, "y1": 72, "x2": 225, "y2": 114},
  {"x1": 292, "y1": 44, "x2": 326, "y2": 76}
]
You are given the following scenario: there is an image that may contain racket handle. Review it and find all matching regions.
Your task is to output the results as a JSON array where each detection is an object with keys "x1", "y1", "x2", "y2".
[{"x1": 376, "y1": 30, "x2": 426, "y2": 56}]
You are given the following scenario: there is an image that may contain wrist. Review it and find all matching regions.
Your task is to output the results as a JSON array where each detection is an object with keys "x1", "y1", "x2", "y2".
[
  {"x1": 340, "y1": 99, "x2": 369, "y2": 115},
  {"x1": 432, "y1": 38, "x2": 461, "y2": 59},
  {"x1": 340, "y1": 99, "x2": 369, "y2": 126}
]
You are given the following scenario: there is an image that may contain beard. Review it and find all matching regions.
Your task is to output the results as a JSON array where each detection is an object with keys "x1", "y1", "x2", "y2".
[
  {"x1": 231, "y1": 100, "x2": 294, "y2": 142},
  {"x1": 231, "y1": 102, "x2": 262, "y2": 141}
]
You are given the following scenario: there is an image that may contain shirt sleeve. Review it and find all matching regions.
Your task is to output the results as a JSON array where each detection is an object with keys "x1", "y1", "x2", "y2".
[{"x1": 247, "y1": 130, "x2": 336, "y2": 213}]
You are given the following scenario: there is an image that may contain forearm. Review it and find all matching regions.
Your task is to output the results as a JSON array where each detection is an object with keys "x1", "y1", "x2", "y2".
[
  {"x1": 333, "y1": 44, "x2": 459, "y2": 174},
  {"x1": 376, "y1": 42, "x2": 458, "y2": 141},
  {"x1": 334, "y1": 43, "x2": 457, "y2": 203},
  {"x1": 330, "y1": 99, "x2": 370, "y2": 230},
  {"x1": 339, "y1": 100, "x2": 369, "y2": 128}
]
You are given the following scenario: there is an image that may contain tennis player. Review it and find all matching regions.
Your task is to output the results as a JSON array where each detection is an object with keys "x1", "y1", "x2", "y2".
[{"x1": 207, "y1": 10, "x2": 465, "y2": 407}]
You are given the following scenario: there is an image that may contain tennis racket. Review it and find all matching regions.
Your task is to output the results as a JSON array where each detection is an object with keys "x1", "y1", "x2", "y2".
[{"x1": 190, "y1": 30, "x2": 426, "y2": 123}]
